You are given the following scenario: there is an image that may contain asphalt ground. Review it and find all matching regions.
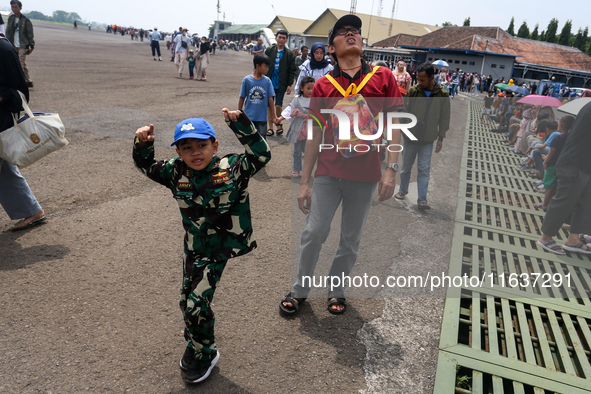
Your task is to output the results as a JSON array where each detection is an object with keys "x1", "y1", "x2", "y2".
[{"x1": 0, "y1": 22, "x2": 470, "y2": 393}]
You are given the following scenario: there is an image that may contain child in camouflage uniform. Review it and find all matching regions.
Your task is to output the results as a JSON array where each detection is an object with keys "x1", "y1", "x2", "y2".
[{"x1": 133, "y1": 109, "x2": 271, "y2": 383}]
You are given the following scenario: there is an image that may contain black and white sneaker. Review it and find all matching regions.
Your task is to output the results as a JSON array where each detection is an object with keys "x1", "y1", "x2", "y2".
[
  {"x1": 516, "y1": 164, "x2": 532, "y2": 172},
  {"x1": 184, "y1": 351, "x2": 220, "y2": 383},
  {"x1": 179, "y1": 347, "x2": 194, "y2": 371}
]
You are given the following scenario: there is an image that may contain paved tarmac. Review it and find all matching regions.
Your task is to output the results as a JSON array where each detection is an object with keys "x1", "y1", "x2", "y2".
[{"x1": 0, "y1": 22, "x2": 470, "y2": 393}]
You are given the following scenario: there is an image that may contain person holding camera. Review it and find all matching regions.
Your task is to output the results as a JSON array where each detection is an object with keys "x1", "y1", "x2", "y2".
[{"x1": 394, "y1": 62, "x2": 450, "y2": 211}]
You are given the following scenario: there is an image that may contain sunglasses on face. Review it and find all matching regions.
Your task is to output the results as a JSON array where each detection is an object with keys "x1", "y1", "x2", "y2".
[{"x1": 335, "y1": 27, "x2": 361, "y2": 36}]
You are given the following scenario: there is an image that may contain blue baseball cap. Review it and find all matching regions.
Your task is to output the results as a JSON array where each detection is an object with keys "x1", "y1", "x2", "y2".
[{"x1": 171, "y1": 118, "x2": 216, "y2": 146}]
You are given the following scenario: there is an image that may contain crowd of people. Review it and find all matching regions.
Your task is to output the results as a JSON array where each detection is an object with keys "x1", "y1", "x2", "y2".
[
  {"x1": 2, "y1": 5, "x2": 591, "y2": 387},
  {"x1": 479, "y1": 82, "x2": 591, "y2": 255}
]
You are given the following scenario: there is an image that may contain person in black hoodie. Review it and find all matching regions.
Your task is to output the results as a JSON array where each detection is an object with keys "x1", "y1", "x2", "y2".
[
  {"x1": 537, "y1": 102, "x2": 591, "y2": 255},
  {"x1": 0, "y1": 32, "x2": 45, "y2": 230}
]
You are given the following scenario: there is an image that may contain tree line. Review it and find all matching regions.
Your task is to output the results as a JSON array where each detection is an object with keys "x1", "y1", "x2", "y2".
[
  {"x1": 26, "y1": 10, "x2": 85, "y2": 25},
  {"x1": 441, "y1": 18, "x2": 590, "y2": 55},
  {"x1": 506, "y1": 17, "x2": 589, "y2": 54}
]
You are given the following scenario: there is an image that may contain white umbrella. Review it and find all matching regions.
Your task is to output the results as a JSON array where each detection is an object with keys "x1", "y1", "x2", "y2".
[
  {"x1": 557, "y1": 98, "x2": 591, "y2": 116},
  {"x1": 432, "y1": 60, "x2": 449, "y2": 66}
]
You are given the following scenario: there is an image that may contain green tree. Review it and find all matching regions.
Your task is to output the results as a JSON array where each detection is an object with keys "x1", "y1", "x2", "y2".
[
  {"x1": 558, "y1": 20, "x2": 572, "y2": 46},
  {"x1": 69, "y1": 12, "x2": 82, "y2": 22},
  {"x1": 52, "y1": 10, "x2": 69, "y2": 23},
  {"x1": 572, "y1": 27, "x2": 587, "y2": 51},
  {"x1": 545, "y1": 18, "x2": 559, "y2": 43},
  {"x1": 442, "y1": 21, "x2": 453, "y2": 27},
  {"x1": 209, "y1": 23, "x2": 215, "y2": 37},
  {"x1": 540, "y1": 30, "x2": 546, "y2": 41},
  {"x1": 463, "y1": 17, "x2": 470, "y2": 27},
  {"x1": 507, "y1": 17, "x2": 515, "y2": 35},
  {"x1": 517, "y1": 21, "x2": 529, "y2": 38},
  {"x1": 26, "y1": 11, "x2": 48, "y2": 20},
  {"x1": 530, "y1": 24, "x2": 539, "y2": 40}
]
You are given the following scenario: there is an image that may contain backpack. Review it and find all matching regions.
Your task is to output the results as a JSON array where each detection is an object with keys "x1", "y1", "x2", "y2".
[{"x1": 324, "y1": 66, "x2": 381, "y2": 158}]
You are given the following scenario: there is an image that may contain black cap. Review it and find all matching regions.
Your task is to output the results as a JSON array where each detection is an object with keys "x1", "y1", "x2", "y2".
[{"x1": 328, "y1": 14, "x2": 362, "y2": 45}]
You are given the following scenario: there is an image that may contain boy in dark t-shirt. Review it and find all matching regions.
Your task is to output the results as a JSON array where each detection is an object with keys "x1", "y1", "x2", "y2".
[
  {"x1": 535, "y1": 116, "x2": 574, "y2": 211},
  {"x1": 481, "y1": 90, "x2": 494, "y2": 122}
]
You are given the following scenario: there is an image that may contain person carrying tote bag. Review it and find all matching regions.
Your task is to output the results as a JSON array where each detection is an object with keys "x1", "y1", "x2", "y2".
[
  {"x1": 0, "y1": 32, "x2": 46, "y2": 230},
  {"x1": 0, "y1": 90, "x2": 68, "y2": 168}
]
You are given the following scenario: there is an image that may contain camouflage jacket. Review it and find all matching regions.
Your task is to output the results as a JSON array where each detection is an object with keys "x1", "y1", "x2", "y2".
[{"x1": 133, "y1": 112, "x2": 271, "y2": 262}]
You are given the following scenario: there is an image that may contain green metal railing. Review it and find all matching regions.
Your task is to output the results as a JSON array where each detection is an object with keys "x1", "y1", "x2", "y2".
[{"x1": 433, "y1": 100, "x2": 591, "y2": 393}]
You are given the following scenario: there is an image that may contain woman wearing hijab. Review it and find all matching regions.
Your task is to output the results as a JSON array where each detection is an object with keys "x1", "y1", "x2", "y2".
[
  {"x1": 515, "y1": 105, "x2": 535, "y2": 154},
  {"x1": 195, "y1": 36, "x2": 210, "y2": 81},
  {"x1": 293, "y1": 42, "x2": 333, "y2": 96},
  {"x1": 392, "y1": 60, "x2": 411, "y2": 95}
]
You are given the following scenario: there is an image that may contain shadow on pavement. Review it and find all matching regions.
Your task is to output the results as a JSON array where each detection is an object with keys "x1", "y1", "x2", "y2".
[
  {"x1": 292, "y1": 300, "x2": 402, "y2": 371},
  {"x1": 169, "y1": 369, "x2": 255, "y2": 394},
  {"x1": 0, "y1": 228, "x2": 70, "y2": 270}
]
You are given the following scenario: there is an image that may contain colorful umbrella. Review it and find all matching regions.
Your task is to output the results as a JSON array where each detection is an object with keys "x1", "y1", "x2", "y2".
[
  {"x1": 557, "y1": 98, "x2": 591, "y2": 115},
  {"x1": 516, "y1": 95, "x2": 563, "y2": 107},
  {"x1": 494, "y1": 83, "x2": 509, "y2": 91},
  {"x1": 432, "y1": 60, "x2": 449, "y2": 66},
  {"x1": 506, "y1": 85, "x2": 530, "y2": 96}
]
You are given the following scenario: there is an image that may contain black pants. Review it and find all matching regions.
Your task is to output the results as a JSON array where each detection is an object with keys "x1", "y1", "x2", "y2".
[
  {"x1": 541, "y1": 164, "x2": 591, "y2": 236},
  {"x1": 151, "y1": 41, "x2": 161, "y2": 57}
]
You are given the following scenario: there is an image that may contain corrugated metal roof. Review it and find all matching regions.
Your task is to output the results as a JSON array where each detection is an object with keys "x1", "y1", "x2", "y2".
[
  {"x1": 218, "y1": 24, "x2": 267, "y2": 35},
  {"x1": 304, "y1": 8, "x2": 439, "y2": 46},
  {"x1": 373, "y1": 33, "x2": 422, "y2": 48},
  {"x1": 377, "y1": 26, "x2": 591, "y2": 73},
  {"x1": 268, "y1": 16, "x2": 314, "y2": 34}
]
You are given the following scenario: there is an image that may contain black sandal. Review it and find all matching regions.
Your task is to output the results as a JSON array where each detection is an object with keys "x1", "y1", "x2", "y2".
[
  {"x1": 266, "y1": 129, "x2": 275, "y2": 136},
  {"x1": 327, "y1": 298, "x2": 347, "y2": 315},
  {"x1": 279, "y1": 292, "x2": 306, "y2": 315},
  {"x1": 276, "y1": 124, "x2": 284, "y2": 135}
]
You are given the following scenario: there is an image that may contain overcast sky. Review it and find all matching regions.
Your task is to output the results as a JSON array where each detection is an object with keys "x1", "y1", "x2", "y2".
[{"x1": 4, "y1": 0, "x2": 589, "y2": 38}]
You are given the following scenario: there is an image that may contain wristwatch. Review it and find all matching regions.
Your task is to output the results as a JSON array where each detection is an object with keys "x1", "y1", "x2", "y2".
[{"x1": 386, "y1": 163, "x2": 399, "y2": 172}]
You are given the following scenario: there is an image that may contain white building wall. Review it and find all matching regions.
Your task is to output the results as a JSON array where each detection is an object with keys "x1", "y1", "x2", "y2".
[{"x1": 418, "y1": 53, "x2": 514, "y2": 80}]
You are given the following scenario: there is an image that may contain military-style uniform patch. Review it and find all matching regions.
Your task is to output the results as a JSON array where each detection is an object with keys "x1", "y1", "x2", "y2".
[{"x1": 211, "y1": 169, "x2": 230, "y2": 185}]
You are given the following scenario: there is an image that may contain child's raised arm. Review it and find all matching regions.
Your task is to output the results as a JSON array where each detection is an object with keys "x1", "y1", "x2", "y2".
[
  {"x1": 135, "y1": 124, "x2": 155, "y2": 145},
  {"x1": 132, "y1": 124, "x2": 176, "y2": 188},
  {"x1": 222, "y1": 108, "x2": 271, "y2": 178}
]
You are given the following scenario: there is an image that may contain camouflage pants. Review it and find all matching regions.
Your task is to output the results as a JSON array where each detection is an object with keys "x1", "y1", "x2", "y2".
[{"x1": 179, "y1": 256, "x2": 227, "y2": 361}]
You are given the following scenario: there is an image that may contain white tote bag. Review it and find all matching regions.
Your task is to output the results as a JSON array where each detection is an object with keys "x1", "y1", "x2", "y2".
[{"x1": 0, "y1": 91, "x2": 68, "y2": 168}]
